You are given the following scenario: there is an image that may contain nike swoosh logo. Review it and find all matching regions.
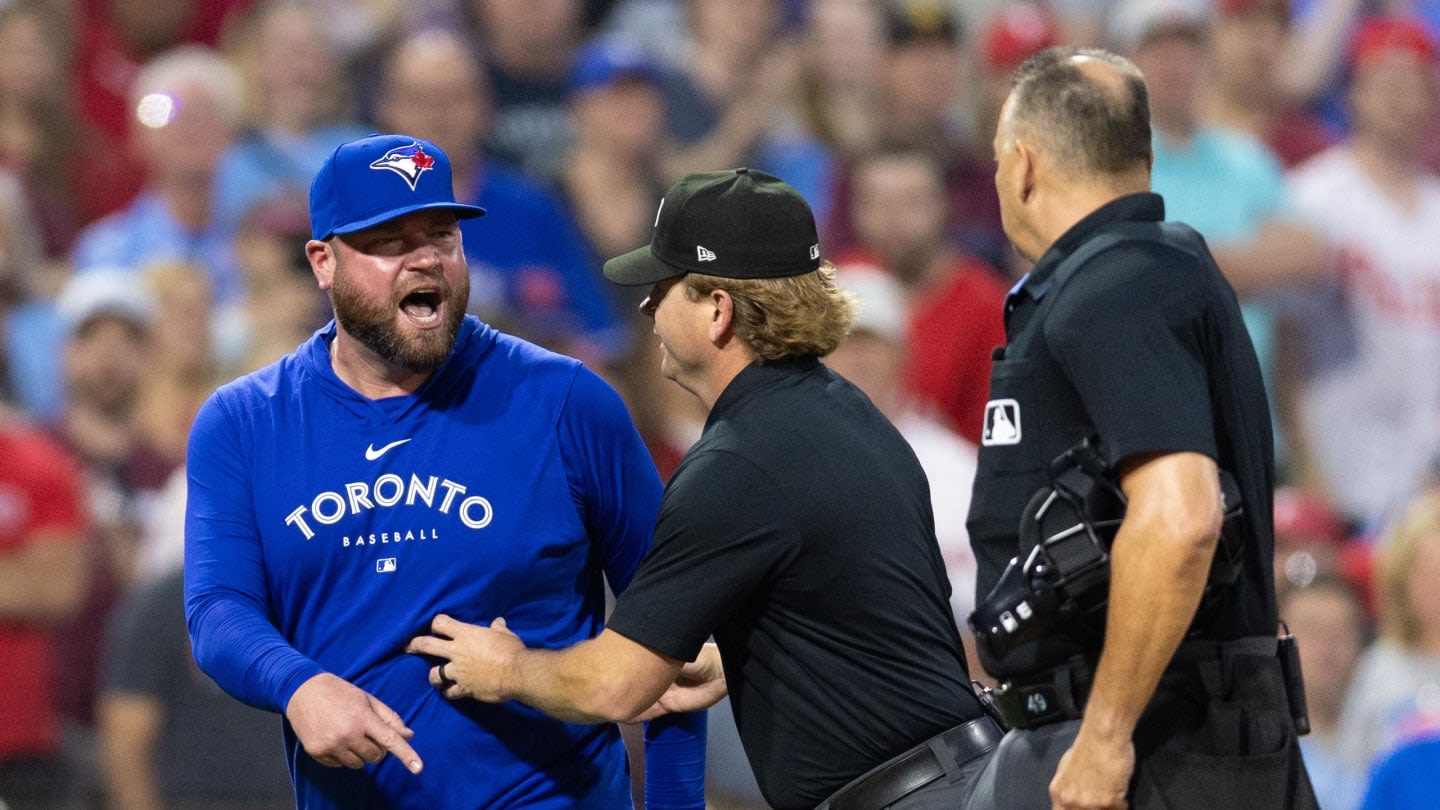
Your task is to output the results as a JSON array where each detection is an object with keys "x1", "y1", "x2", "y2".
[{"x1": 365, "y1": 439, "x2": 412, "y2": 461}]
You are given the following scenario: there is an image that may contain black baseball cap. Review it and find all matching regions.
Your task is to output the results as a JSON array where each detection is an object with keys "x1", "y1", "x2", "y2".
[{"x1": 603, "y1": 168, "x2": 821, "y2": 287}]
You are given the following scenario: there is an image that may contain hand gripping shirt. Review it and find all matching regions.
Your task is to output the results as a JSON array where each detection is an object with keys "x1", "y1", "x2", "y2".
[{"x1": 184, "y1": 316, "x2": 676, "y2": 809}]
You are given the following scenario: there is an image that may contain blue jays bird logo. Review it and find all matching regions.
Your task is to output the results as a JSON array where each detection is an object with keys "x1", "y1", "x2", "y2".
[{"x1": 368, "y1": 142, "x2": 437, "y2": 190}]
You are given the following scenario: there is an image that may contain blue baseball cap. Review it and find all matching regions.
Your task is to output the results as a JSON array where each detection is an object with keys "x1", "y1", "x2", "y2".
[
  {"x1": 309, "y1": 133, "x2": 485, "y2": 241},
  {"x1": 570, "y1": 39, "x2": 664, "y2": 95}
]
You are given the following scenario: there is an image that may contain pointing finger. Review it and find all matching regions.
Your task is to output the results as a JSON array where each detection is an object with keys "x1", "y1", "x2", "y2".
[
  {"x1": 371, "y1": 722, "x2": 423, "y2": 774},
  {"x1": 364, "y1": 696, "x2": 422, "y2": 773}
]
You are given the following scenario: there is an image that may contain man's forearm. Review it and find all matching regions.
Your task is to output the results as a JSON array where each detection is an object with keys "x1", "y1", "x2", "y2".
[
  {"x1": 508, "y1": 640, "x2": 662, "y2": 724},
  {"x1": 1082, "y1": 454, "x2": 1223, "y2": 741},
  {"x1": 1083, "y1": 522, "x2": 1215, "y2": 739},
  {"x1": 413, "y1": 621, "x2": 683, "y2": 724},
  {"x1": 187, "y1": 593, "x2": 324, "y2": 713}
]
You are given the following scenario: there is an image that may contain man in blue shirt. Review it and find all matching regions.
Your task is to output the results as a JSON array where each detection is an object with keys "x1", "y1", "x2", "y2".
[{"x1": 184, "y1": 133, "x2": 703, "y2": 808}]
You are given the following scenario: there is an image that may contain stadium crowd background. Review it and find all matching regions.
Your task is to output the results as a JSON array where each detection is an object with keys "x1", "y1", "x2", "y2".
[{"x1": 1, "y1": 0, "x2": 1438, "y2": 807}]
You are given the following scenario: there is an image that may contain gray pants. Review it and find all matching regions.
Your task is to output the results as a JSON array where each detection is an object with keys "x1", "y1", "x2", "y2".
[
  {"x1": 962, "y1": 720, "x2": 1081, "y2": 809},
  {"x1": 964, "y1": 652, "x2": 1320, "y2": 810}
]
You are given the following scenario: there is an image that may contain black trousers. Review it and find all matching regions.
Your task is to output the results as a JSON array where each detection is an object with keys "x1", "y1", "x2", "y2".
[{"x1": 963, "y1": 651, "x2": 1319, "y2": 809}]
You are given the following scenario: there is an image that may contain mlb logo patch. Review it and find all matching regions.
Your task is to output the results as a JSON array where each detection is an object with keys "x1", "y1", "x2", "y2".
[
  {"x1": 369, "y1": 142, "x2": 436, "y2": 190},
  {"x1": 982, "y1": 399, "x2": 1022, "y2": 446},
  {"x1": 376, "y1": 557, "x2": 398, "y2": 573}
]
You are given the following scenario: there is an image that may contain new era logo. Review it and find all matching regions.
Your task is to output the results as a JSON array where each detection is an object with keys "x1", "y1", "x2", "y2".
[
  {"x1": 809, "y1": 244, "x2": 820, "y2": 260},
  {"x1": 982, "y1": 399, "x2": 1022, "y2": 446},
  {"x1": 697, "y1": 246, "x2": 717, "y2": 262}
]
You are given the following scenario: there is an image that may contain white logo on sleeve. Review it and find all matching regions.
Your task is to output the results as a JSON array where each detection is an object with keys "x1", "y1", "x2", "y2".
[
  {"x1": 376, "y1": 557, "x2": 397, "y2": 573},
  {"x1": 982, "y1": 399, "x2": 1022, "y2": 446},
  {"x1": 697, "y1": 246, "x2": 717, "y2": 262},
  {"x1": 364, "y1": 438, "x2": 412, "y2": 461}
]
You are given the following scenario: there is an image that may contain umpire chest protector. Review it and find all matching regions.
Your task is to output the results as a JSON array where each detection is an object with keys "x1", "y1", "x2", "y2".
[{"x1": 967, "y1": 208, "x2": 1261, "y2": 671}]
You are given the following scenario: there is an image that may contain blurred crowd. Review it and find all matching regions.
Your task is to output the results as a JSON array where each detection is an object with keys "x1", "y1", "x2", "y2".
[{"x1": 1, "y1": 0, "x2": 1439, "y2": 808}]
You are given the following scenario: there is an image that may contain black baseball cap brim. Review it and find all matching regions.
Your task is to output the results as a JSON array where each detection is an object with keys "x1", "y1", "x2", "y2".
[{"x1": 603, "y1": 244, "x2": 687, "y2": 286}]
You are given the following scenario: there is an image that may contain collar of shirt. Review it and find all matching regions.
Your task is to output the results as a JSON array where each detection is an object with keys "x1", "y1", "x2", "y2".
[
  {"x1": 1016, "y1": 192, "x2": 1165, "y2": 303},
  {"x1": 706, "y1": 356, "x2": 821, "y2": 429}
]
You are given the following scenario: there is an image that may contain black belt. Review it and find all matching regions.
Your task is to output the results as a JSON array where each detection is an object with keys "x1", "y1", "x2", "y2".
[
  {"x1": 993, "y1": 635, "x2": 1281, "y2": 730},
  {"x1": 814, "y1": 716, "x2": 1003, "y2": 810}
]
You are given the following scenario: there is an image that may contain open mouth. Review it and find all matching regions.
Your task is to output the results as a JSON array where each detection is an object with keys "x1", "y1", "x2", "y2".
[{"x1": 399, "y1": 289, "x2": 444, "y2": 327}]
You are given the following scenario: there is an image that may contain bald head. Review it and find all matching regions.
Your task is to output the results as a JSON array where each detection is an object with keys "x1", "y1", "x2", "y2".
[{"x1": 1002, "y1": 46, "x2": 1152, "y2": 182}]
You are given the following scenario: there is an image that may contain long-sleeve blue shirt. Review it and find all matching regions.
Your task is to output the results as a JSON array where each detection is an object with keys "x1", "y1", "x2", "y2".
[{"x1": 184, "y1": 316, "x2": 695, "y2": 808}]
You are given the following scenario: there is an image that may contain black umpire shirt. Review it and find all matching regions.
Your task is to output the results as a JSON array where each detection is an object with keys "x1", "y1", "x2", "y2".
[
  {"x1": 966, "y1": 193, "x2": 1277, "y2": 642},
  {"x1": 607, "y1": 358, "x2": 983, "y2": 809}
]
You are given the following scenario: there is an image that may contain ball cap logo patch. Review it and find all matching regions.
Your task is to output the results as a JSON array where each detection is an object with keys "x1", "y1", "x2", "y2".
[{"x1": 369, "y1": 142, "x2": 436, "y2": 191}]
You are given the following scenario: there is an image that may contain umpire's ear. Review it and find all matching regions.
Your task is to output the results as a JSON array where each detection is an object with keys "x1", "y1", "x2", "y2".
[
  {"x1": 1013, "y1": 139, "x2": 1039, "y2": 206},
  {"x1": 707, "y1": 287, "x2": 736, "y2": 347},
  {"x1": 307, "y1": 239, "x2": 336, "y2": 291}
]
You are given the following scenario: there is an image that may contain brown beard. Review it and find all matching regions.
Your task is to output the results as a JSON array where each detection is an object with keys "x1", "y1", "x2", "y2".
[{"x1": 330, "y1": 254, "x2": 470, "y2": 374}]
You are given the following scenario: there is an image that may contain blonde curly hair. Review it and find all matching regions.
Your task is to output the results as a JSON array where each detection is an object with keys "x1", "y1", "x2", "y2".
[{"x1": 682, "y1": 261, "x2": 857, "y2": 361}]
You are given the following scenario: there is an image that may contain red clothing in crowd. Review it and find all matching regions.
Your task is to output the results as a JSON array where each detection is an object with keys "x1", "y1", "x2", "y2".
[
  {"x1": 71, "y1": 0, "x2": 252, "y2": 219},
  {"x1": 1266, "y1": 106, "x2": 1336, "y2": 169},
  {"x1": 76, "y1": 0, "x2": 250, "y2": 140},
  {"x1": 835, "y1": 248, "x2": 1009, "y2": 444},
  {"x1": 906, "y1": 256, "x2": 1010, "y2": 444},
  {"x1": 0, "y1": 423, "x2": 85, "y2": 758}
]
